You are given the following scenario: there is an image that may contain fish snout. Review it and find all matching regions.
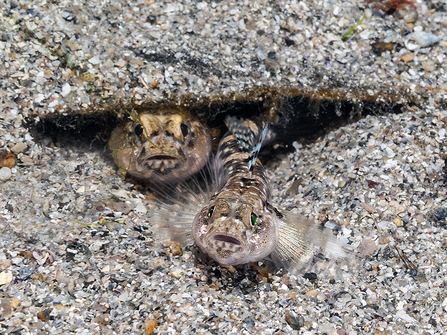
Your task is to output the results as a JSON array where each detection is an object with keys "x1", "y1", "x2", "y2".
[{"x1": 203, "y1": 233, "x2": 251, "y2": 265}]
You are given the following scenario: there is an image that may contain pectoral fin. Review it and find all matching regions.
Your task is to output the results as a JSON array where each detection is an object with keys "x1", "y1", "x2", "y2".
[{"x1": 271, "y1": 209, "x2": 354, "y2": 275}]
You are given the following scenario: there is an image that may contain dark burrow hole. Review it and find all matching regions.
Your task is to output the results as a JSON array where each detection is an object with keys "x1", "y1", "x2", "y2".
[{"x1": 26, "y1": 95, "x2": 404, "y2": 156}]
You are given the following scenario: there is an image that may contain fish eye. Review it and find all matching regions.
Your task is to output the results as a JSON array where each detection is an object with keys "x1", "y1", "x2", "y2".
[
  {"x1": 180, "y1": 123, "x2": 190, "y2": 139},
  {"x1": 251, "y1": 213, "x2": 258, "y2": 226},
  {"x1": 207, "y1": 206, "x2": 214, "y2": 218},
  {"x1": 134, "y1": 124, "x2": 144, "y2": 137}
]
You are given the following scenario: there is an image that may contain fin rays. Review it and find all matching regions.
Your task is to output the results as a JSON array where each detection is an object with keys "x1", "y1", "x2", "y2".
[{"x1": 272, "y1": 211, "x2": 353, "y2": 274}]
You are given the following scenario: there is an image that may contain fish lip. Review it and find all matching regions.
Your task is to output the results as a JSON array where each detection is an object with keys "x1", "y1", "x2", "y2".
[
  {"x1": 145, "y1": 154, "x2": 180, "y2": 161},
  {"x1": 212, "y1": 234, "x2": 242, "y2": 246}
]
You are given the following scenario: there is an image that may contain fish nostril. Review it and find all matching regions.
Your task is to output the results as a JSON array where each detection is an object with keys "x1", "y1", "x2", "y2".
[{"x1": 213, "y1": 235, "x2": 241, "y2": 245}]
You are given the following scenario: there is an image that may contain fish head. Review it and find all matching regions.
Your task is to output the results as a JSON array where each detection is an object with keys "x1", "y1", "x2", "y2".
[
  {"x1": 109, "y1": 113, "x2": 211, "y2": 183},
  {"x1": 193, "y1": 197, "x2": 278, "y2": 265}
]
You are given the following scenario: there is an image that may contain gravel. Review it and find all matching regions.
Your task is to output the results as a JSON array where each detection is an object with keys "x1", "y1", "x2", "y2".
[{"x1": 1, "y1": 0, "x2": 447, "y2": 334}]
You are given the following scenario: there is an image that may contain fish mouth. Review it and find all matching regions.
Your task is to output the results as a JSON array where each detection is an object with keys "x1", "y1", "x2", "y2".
[
  {"x1": 212, "y1": 234, "x2": 242, "y2": 246},
  {"x1": 136, "y1": 151, "x2": 182, "y2": 172},
  {"x1": 146, "y1": 155, "x2": 179, "y2": 161}
]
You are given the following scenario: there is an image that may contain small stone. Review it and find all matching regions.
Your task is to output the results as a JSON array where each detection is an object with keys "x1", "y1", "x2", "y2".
[
  {"x1": 371, "y1": 42, "x2": 394, "y2": 55},
  {"x1": 359, "y1": 30, "x2": 371, "y2": 39},
  {"x1": 149, "y1": 31, "x2": 161, "y2": 39},
  {"x1": 169, "y1": 268, "x2": 185, "y2": 278},
  {"x1": 401, "y1": 53, "x2": 414, "y2": 63},
  {"x1": 10, "y1": 297, "x2": 19, "y2": 309},
  {"x1": 367, "y1": 180, "x2": 379, "y2": 188},
  {"x1": 285, "y1": 313, "x2": 304, "y2": 330},
  {"x1": 0, "y1": 150, "x2": 15, "y2": 168},
  {"x1": 305, "y1": 289, "x2": 318, "y2": 298},
  {"x1": 88, "y1": 56, "x2": 101, "y2": 65},
  {"x1": 415, "y1": 214, "x2": 425, "y2": 224},
  {"x1": 61, "y1": 83, "x2": 71, "y2": 97},
  {"x1": 0, "y1": 167, "x2": 12, "y2": 181},
  {"x1": 264, "y1": 58, "x2": 279, "y2": 72},
  {"x1": 393, "y1": 217, "x2": 403, "y2": 227},
  {"x1": 286, "y1": 178, "x2": 303, "y2": 196},
  {"x1": 144, "y1": 319, "x2": 157, "y2": 335},
  {"x1": 115, "y1": 60, "x2": 127, "y2": 68},
  {"x1": 129, "y1": 59, "x2": 144, "y2": 66},
  {"x1": 76, "y1": 186, "x2": 85, "y2": 194},
  {"x1": 421, "y1": 60, "x2": 435, "y2": 72},
  {"x1": 94, "y1": 313, "x2": 110, "y2": 325},
  {"x1": 402, "y1": 10, "x2": 418, "y2": 23},
  {"x1": 81, "y1": 72, "x2": 95, "y2": 82},
  {"x1": 169, "y1": 241, "x2": 183, "y2": 256},
  {"x1": 37, "y1": 308, "x2": 52, "y2": 321},
  {"x1": 135, "y1": 202, "x2": 147, "y2": 214},
  {"x1": 18, "y1": 265, "x2": 35, "y2": 280},
  {"x1": 361, "y1": 202, "x2": 377, "y2": 213},
  {"x1": 20, "y1": 155, "x2": 34, "y2": 165},
  {"x1": 303, "y1": 272, "x2": 318, "y2": 281},
  {"x1": 112, "y1": 201, "x2": 133, "y2": 214},
  {"x1": 442, "y1": 297, "x2": 447, "y2": 312},
  {"x1": 357, "y1": 238, "x2": 377, "y2": 256},
  {"x1": 0, "y1": 299, "x2": 12, "y2": 317},
  {"x1": 0, "y1": 272, "x2": 12, "y2": 285},
  {"x1": 10, "y1": 142, "x2": 27, "y2": 154}
]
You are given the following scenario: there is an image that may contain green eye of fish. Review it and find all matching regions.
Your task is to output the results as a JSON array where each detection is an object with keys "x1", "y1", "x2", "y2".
[
  {"x1": 180, "y1": 123, "x2": 190, "y2": 139},
  {"x1": 134, "y1": 124, "x2": 144, "y2": 137},
  {"x1": 251, "y1": 213, "x2": 258, "y2": 226},
  {"x1": 207, "y1": 206, "x2": 214, "y2": 218}
]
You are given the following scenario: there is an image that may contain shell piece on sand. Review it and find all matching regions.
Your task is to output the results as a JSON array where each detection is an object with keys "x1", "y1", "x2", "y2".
[
  {"x1": 0, "y1": 272, "x2": 13, "y2": 285},
  {"x1": 405, "y1": 31, "x2": 440, "y2": 50}
]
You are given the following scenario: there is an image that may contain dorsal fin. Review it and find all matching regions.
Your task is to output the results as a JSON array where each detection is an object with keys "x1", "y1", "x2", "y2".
[{"x1": 224, "y1": 115, "x2": 268, "y2": 171}]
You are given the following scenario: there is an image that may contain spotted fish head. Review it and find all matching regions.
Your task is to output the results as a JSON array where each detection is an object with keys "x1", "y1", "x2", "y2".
[
  {"x1": 192, "y1": 196, "x2": 279, "y2": 265},
  {"x1": 109, "y1": 113, "x2": 211, "y2": 183}
]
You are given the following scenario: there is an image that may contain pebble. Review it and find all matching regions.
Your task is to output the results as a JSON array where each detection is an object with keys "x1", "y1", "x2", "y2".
[
  {"x1": 0, "y1": 167, "x2": 12, "y2": 181},
  {"x1": 94, "y1": 313, "x2": 110, "y2": 325},
  {"x1": 371, "y1": 42, "x2": 394, "y2": 55},
  {"x1": 88, "y1": 56, "x2": 101, "y2": 65},
  {"x1": 285, "y1": 178, "x2": 303, "y2": 196},
  {"x1": 10, "y1": 142, "x2": 27, "y2": 154},
  {"x1": 405, "y1": 31, "x2": 441, "y2": 50},
  {"x1": 401, "y1": 53, "x2": 414, "y2": 63},
  {"x1": 357, "y1": 238, "x2": 377, "y2": 256},
  {"x1": 421, "y1": 60, "x2": 435, "y2": 72},
  {"x1": 144, "y1": 319, "x2": 157, "y2": 335},
  {"x1": 0, "y1": 298, "x2": 12, "y2": 317},
  {"x1": 361, "y1": 202, "x2": 377, "y2": 213},
  {"x1": 61, "y1": 83, "x2": 71, "y2": 97},
  {"x1": 402, "y1": 10, "x2": 418, "y2": 23},
  {"x1": 0, "y1": 272, "x2": 12, "y2": 285},
  {"x1": 37, "y1": 308, "x2": 52, "y2": 322},
  {"x1": 169, "y1": 268, "x2": 185, "y2": 278},
  {"x1": 10, "y1": 297, "x2": 20, "y2": 309},
  {"x1": 305, "y1": 289, "x2": 318, "y2": 298},
  {"x1": 393, "y1": 217, "x2": 403, "y2": 227},
  {"x1": 169, "y1": 241, "x2": 183, "y2": 256},
  {"x1": 0, "y1": 150, "x2": 15, "y2": 168},
  {"x1": 285, "y1": 313, "x2": 304, "y2": 330}
]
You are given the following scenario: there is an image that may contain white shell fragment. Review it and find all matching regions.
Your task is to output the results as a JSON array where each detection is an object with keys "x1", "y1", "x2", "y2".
[
  {"x1": 405, "y1": 31, "x2": 441, "y2": 50},
  {"x1": 0, "y1": 272, "x2": 13, "y2": 285}
]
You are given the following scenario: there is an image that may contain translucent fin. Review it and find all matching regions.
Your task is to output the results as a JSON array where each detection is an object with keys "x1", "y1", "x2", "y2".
[
  {"x1": 149, "y1": 153, "x2": 226, "y2": 247},
  {"x1": 271, "y1": 210, "x2": 355, "y2": 276},
  {"x1": 150, "y1": 196, "x2": 199, "y2": 246},
  {"x1": 224, "y1": 115, "x2": 269, "y2": 171}
]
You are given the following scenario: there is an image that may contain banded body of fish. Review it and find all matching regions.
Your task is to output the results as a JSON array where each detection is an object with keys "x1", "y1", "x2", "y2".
[
  {"x1": 151, "y1": 116, "x2": 349, "y2": 271},
  {"x1": 109, "y1": 111, "x2": 211, "y2": 184}
]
